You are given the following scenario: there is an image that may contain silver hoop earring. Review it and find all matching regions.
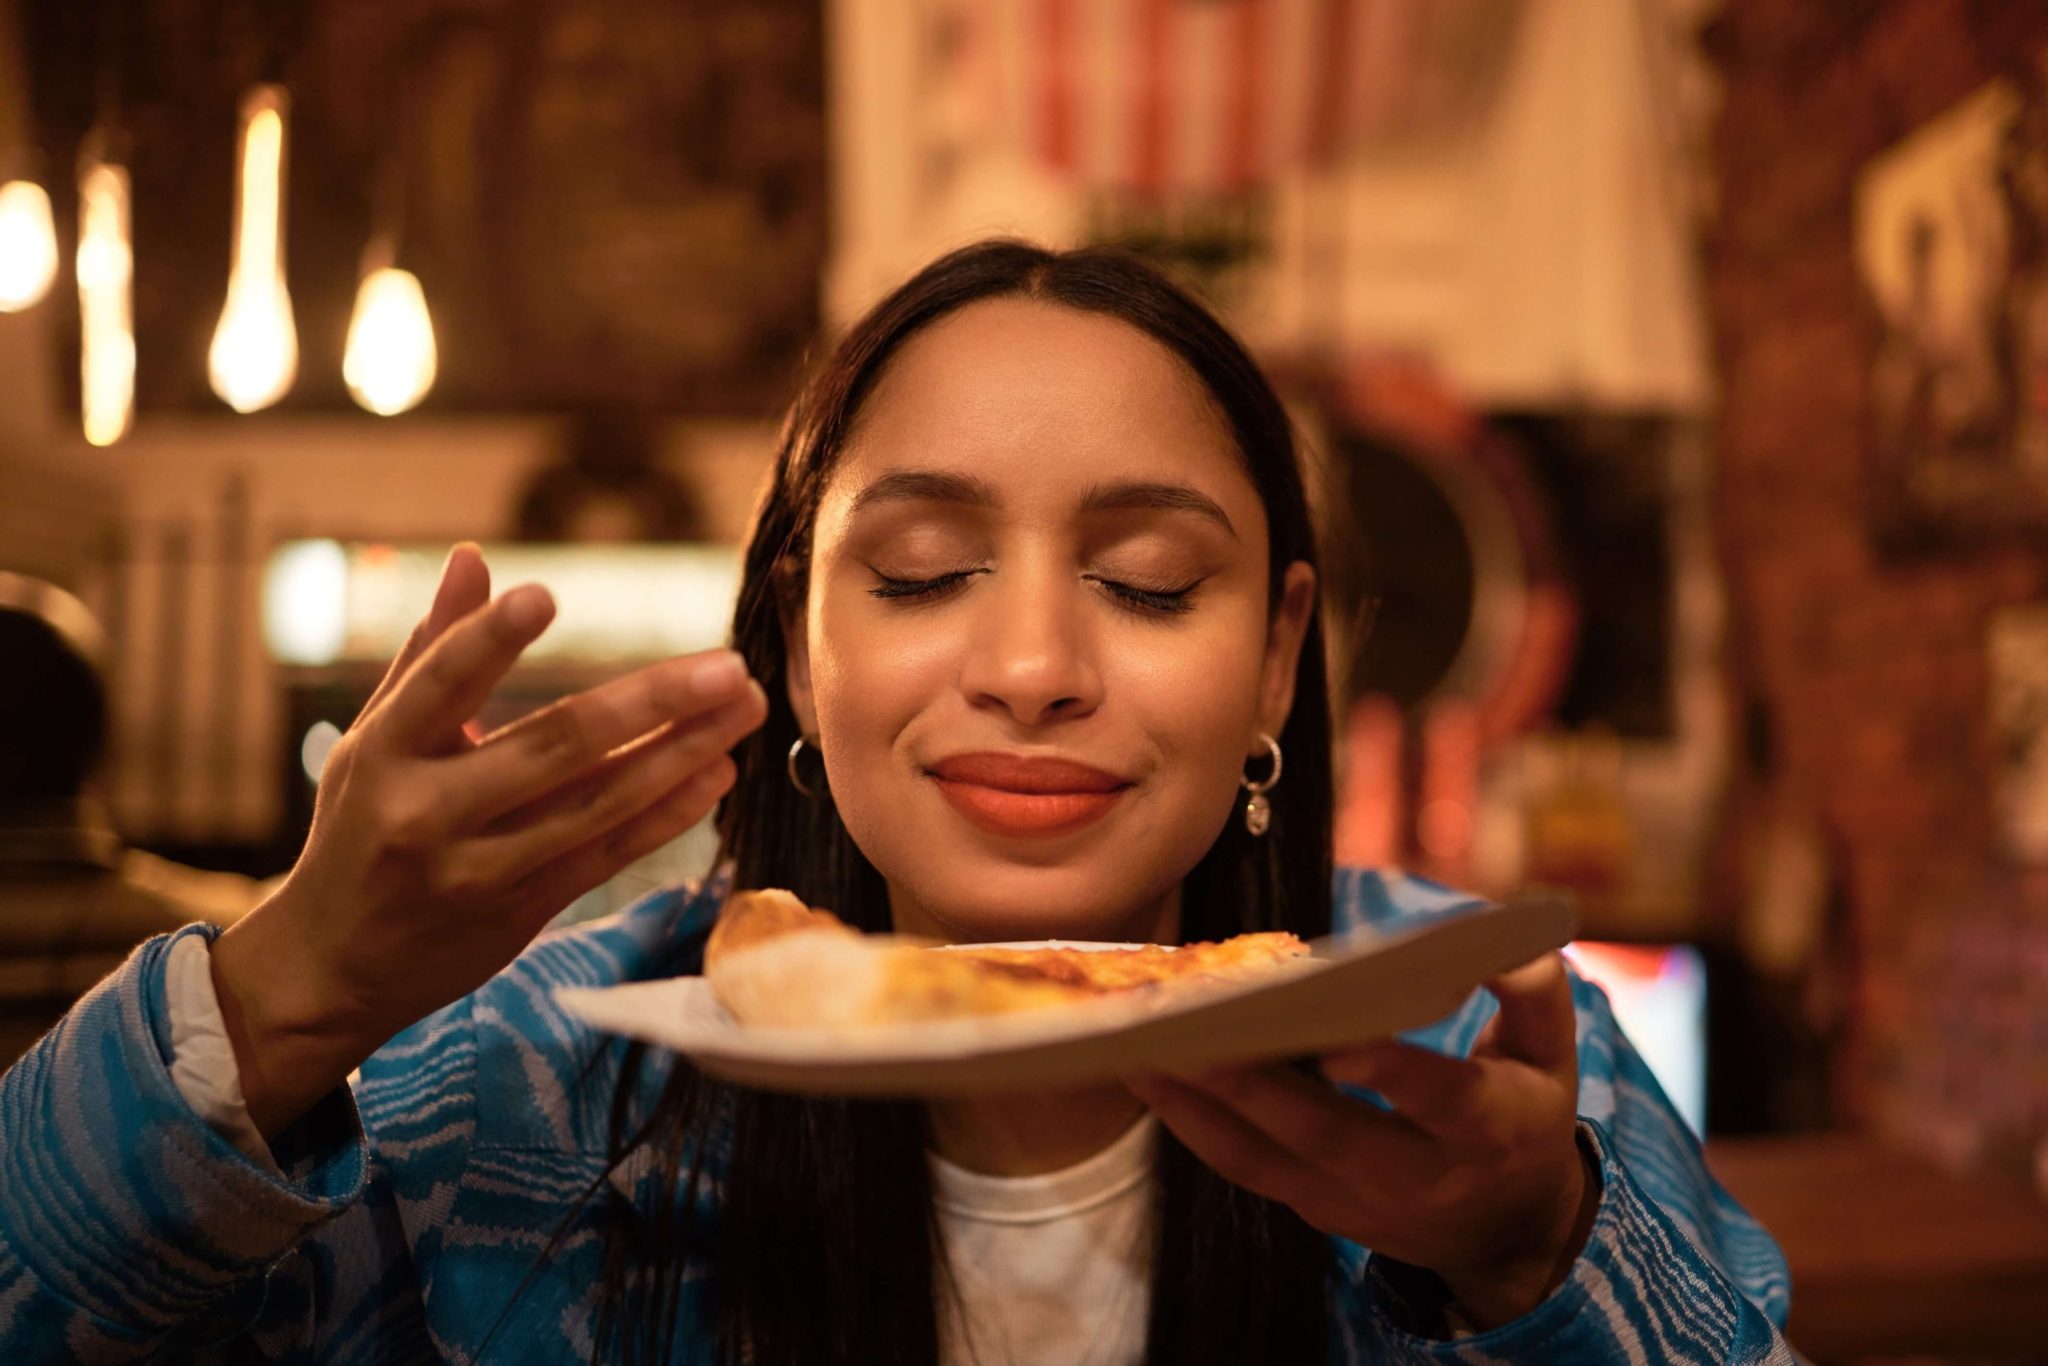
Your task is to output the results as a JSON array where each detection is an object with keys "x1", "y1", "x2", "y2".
[
  {"x1": 1240, "y1": 733, "x2": 1282, "y2": 836},
  {"x1": 787, "y1": 735, "x2": 825, "y2": 800}
]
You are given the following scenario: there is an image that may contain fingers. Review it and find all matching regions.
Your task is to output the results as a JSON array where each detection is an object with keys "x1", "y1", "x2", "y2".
[
  {"x1": 1478, "y1": 953, "x2": 1578, "y2": 1076},
  {"x1": 1160, "y1": 1064, "x2": 1433, "y2": 1186},
  {"x1": 1320, "y1": 1040, "x2": 1490, "y2": 1136},
  {"x1": 1125, "y1": 1074, "x2": 1329, "y2": 1213},
  {"x1": 359, "y1": 543, "x2": 491, "y2": 724},
  {"x1": 371, "y1": 583, "x2": 557, "y2": 752},
  {"x1": 453, "y1": 682, "x2": 767, "y2": 881},
  {"x1": 509, "y1": 754, "x2": 740, "y2": 920},
  {"x1": 448, "y1": 650, "x2": 757, "y2": 828}
]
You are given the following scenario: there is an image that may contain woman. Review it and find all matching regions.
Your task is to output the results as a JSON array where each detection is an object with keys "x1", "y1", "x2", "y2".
[{"x1": 0, "y1": 243, "x2": 1793, "y2": 1363}]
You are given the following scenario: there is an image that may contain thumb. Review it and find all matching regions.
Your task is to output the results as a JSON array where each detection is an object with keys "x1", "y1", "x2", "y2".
[{"x1": 1476, "y1": 952, "x2": 1578, "y2": 1077}]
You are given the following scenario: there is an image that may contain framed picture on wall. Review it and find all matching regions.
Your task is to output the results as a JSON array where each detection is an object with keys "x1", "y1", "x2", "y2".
[{"x1": 1855, "y1": 57, "x2": 2048, "y2": 552}]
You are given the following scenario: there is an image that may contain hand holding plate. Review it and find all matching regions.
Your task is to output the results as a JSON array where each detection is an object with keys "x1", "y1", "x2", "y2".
[{"x1": 1127, "y1": 952, "x2": 1598, "y2": 1330}]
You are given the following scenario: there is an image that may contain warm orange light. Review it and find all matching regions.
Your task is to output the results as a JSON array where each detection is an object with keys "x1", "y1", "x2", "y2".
[
  {"x1": 0, "y1": 179, "x2": 58, "y2": 311},
  {"x1": 208, "y1": 85, "x2": 298, "y2": 412},
  {"x1": 76, "y1": 157, "x2": 133, "y2": 446},
  {"x1": 343, "y1": 244, "x2": 437, "y2": 415}
]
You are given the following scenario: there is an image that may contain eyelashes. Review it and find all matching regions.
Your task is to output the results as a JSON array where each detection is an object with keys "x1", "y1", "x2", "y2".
[
  {"x1": 1093, "y1": 577, "x2": 1199, "y2": 615},
  {"x1": 868, "y1": 569, "x2": 982, "y2": 601},
  {"x1": 866, "y1": 569, "x2": 1200, "y2": 616}
]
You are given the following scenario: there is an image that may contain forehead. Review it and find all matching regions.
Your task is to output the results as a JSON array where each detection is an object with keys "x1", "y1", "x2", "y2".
[{"x1": 830, "y1": 297, "x2": 1252, "y2": 505}]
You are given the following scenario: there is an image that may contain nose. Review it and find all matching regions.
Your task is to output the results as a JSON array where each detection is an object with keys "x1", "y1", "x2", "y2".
[{"x1": 958, "y1": 565, "x2": 1104, "y2": 727}]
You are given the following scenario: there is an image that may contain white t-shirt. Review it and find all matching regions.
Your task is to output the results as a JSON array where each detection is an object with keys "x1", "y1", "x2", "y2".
[
  {"x1": 164, "y1": 935, "x2": 1159, "y2": 1364},
  {"x1": 931, "y1": 1116, "x2": 1157, "y2": 1366}
]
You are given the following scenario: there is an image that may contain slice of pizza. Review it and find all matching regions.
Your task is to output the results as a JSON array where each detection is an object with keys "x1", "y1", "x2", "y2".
[{"x1": 703, "y1": 888, "x2": 1310, "y2": 1029}]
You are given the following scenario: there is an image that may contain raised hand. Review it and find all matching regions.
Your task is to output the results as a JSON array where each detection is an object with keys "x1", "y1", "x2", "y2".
[
  {"x1": 209, "y1": 544, "x2": 767, "y2": 1137},
  {"x1": 1126, "y1": 953, "x2": 1600, "y2": 1330}
]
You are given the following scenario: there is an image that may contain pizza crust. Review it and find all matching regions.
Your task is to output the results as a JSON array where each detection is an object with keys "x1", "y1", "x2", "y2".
[{"x1": 703, "y1": 888, "x2": 1310, "y2": 1029}]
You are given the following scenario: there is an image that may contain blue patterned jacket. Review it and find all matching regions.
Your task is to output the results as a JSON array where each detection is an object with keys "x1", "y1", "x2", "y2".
[{"x1": 0, "y1": 869, "x2": 1795, "y2": 1362}]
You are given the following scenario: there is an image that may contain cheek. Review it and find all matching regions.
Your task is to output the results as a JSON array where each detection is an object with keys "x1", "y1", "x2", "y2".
[
  {"x1": 804, "y1": 597, "x2": 971, "y2": 893},
  {"x1": 804, "y1": 594, "x2": 953, "y2": 770},
  {"x1": 1110, "y1": 610, "x2": 1271, "y2": 788}
]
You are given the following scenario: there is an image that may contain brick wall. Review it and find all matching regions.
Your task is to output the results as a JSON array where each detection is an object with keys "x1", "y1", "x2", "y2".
[{"x1": 1710, "y1": 1, "x2": 2048, "y2": 1178}]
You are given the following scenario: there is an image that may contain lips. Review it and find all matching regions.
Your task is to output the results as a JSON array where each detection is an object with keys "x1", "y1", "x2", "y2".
[{"x1": 927, "y1": 752, "x2": 1132, "y2": 837}]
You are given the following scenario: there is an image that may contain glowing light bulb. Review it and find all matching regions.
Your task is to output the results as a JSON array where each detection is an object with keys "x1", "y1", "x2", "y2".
[
  {"x1": 0, "y1": 179, "x2": 58, "y2": 311},
  {"x1": 208, "y1": 85, "x2": 298, "y2": 413},
  {"x1": 76, "y1": 157, "x2": 134, "y2": 446},
  {"x1": 343, "y1": 251, "x2": 437, "y2": 416}
]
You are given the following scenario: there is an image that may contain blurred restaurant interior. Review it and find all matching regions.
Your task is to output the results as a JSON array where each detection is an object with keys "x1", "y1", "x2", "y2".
[{"x1": 3, "y1": 0, "x2": 2048, "y2": 1358}]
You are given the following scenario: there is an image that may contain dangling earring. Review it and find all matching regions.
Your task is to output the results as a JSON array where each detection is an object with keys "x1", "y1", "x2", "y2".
[
  {"x1": 787, "y1": 735, "x2": 825, "y2": 800},
  {"x1": 1240, "y1": 732, "x2": 1282, "y2": 836}
]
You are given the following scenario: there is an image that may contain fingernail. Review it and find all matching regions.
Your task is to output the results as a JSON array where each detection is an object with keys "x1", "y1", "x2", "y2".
[
  {"x1": 690, "y1": 650, "x2": 748, "y2": 699},
  {"x1": 502, "y1": 585, "x2": 553, "y2": 631},
  {"x1": 443, "y1": 541, "x2": 480, "y2": 578}
]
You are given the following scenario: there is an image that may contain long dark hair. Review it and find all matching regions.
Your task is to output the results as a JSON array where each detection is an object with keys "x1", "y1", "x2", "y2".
[{"x1": 592, "y1": 241, "x2": 1335, "y2": 1365}]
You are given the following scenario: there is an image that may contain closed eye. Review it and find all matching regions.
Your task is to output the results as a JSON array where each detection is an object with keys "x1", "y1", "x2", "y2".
[
  {"x1": 868, "y1": 569, "x2": 983, "y2": 602},
  {"x1": 867, "y1": 568, "x2": 1201, "y2": 615},
  {"x1": 1089, "y1": 576, "x2": 1200, "y2": 616}
]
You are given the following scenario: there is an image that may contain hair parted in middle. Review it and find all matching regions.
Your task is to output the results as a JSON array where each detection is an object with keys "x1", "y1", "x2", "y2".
[{"x1": 577, "y1": 239, "x2": 1336, "y2": 1366}]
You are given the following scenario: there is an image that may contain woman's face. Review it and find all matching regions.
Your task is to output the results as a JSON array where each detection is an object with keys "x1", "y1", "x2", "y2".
[{"x1": 785, "y1": 298, "x2": 1316, "y2": 944}]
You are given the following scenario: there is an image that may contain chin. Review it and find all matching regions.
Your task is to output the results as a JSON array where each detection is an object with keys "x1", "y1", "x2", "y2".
[
  {"x1": 839, "y1": 779, "x2": 1234, "y2": 944},
  {"x1": 890, "y1": 843, "x2": 1191, "y2": 945}
]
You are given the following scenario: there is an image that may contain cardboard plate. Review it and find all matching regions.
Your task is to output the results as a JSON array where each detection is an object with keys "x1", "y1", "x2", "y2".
[{"x1": 554, "y1": 895, "x2": 1575, "y2": 1097}]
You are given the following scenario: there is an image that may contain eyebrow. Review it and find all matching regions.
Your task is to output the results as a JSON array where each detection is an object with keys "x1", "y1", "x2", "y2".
[
  {"x1": 849, "y1": 469, "x2": 998, "y2": 514},
  {"x1": 850, "y1": 469, "x2": 1237, "y2": 539},
  {"x1": 1079, "y1": 480, "x2": 1237, "y2": 538}
]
